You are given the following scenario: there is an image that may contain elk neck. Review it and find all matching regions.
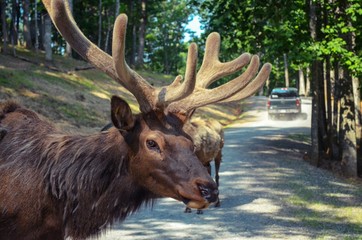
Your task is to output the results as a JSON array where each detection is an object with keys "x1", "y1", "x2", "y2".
[{"x1": 0, "y1": 102, "x2": 156, "y2": 238}]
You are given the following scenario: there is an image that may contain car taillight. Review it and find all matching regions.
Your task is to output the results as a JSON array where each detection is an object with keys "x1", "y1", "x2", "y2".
[
  {"x1": 296, "y1": 98, "x2": 301, "y2": 107},
  {"x1": 267, "y1": 100, "x2": 271, "y2": 108}
]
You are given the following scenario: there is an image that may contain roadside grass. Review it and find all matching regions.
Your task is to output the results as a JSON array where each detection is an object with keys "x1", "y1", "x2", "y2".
[
  {"x1": 271, "y1": 132, "x2": 362, "y2": 239},
  {"x1": 0, "y1": 68, "x2": 36, "y2": 89},
  {"x1": 285, "y1": 180, "x2": 362, "y2": 239},
  {"x1": 288, "y1": 133, "x2": 311, "y2": 145}
]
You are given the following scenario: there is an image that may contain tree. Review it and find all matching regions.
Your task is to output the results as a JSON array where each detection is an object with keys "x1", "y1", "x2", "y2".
[
  {"x1": 65, "y1": 0, "x2": 72, "y2": 57},
  {"x1": 1, "y1": 0, "x2": 8, "y2": 53},
  {"x1": 43, "y1": 12, "x2": 52, "y2": 61},
  {"x1": 309, "y1": 0, "x2": 322, "y2": 167},
  {"x1": 97, "y1": 0, "x2": 102, "y2": 48},
  {"x1": 136, "y1": 0, "x2": 146, "y2": 68},
  {"x1": 10, "y1": 0, "x2": 19, "y2": 55},
  {"x1": 34, "y1": 0, "x2": 39, "y2": 52},
  {"x1": 22, "y1": 0, "x2": 32, "y2": 49}
]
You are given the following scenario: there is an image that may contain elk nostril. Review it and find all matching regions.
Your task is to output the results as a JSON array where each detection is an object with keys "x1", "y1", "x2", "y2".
[
  {"x1": 198, "y1": 185, "x2": 218, "y2": 203},
  {"x1": 200, "y1": 188, "x2": 209, "y2": 197}
]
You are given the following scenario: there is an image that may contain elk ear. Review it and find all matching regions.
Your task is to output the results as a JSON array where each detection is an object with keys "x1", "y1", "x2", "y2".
[{"x1": 111, "y1": 96, "x2": 135, "y2": 131}]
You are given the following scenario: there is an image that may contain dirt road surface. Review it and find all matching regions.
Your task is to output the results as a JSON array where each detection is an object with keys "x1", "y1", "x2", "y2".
[{"x1": 96, "y1": 96, "x2": 361, "y2": 240}]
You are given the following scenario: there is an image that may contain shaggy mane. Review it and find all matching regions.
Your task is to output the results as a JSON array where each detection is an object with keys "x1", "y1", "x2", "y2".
[{"x1": 0, "y1": 102, "x2": 156, "y2": 239}]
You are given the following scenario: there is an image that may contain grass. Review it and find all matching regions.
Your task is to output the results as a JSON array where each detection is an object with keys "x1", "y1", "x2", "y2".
[
  {"x1": 288, "y1": 133, "x2": 311, "y2": 144},
  {"x1": 0, "y1": 68, "x2": 35, "y2": 89},
  {"x1": 279, "y1": 132, "x2": 362, "y2": 238},
  {"x1": 284, "y1": 179, "x2": 362, "y2": 238}
]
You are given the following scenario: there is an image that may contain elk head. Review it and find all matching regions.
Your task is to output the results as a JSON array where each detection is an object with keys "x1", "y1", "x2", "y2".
[{"x1": 42, "y1": 0, "x2": 271, "y2": 210}]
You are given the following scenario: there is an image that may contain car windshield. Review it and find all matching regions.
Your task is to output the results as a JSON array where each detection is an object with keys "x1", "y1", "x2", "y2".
[{"x1": 270, "y1": 89, "x2": 298, "y2": 99}]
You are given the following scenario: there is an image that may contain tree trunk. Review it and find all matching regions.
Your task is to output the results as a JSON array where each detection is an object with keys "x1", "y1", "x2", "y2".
[
  {"x1": 298, "y1": 67, "x2": 306, "y2": 96},
  {"x1": 306, "y1": 67, "x2": 311, "y2": 96},
  {"x1": 309, "y1": 0, "x2": 320, "y2": 165},
  {"x1": 283, "y1": 53, "x2": 289, "y2": 87},
  {"x1": 11, "y1": 0, "x2": 18, "y2": 56},
  {"x1": 339, "y1": 72, "x2": 357, "y2": 177},
  {"x1": 115, "y1": 0, "x2": 120, "y2": 16},
  {"x1": 325, "y1": 55, "x2": 334, "y2": 160},
  {"x1": 22, "y1": 0, "x2": 32, "y2": 49},
  {"x1": 104, "y1": 11, "x2": 111, "y2": 54},
  {"x1": 97, "y1": 0, "x2": 102, "y2": 48},
  {"x1": 1, "y1": 0, "x2": 8, "y2": 53},
  {"x1": 43, "y1": 13, "x2": 52, "y2": 61},
  {"x1": 333, "y1": 61, "x2": 340, "y2": 158},
  {"x1": 136, "y1": 0, "x2": 147, "y2": 68},
  {"x1": 65, "y1": 0, "x2": 73, "y2": 57},
  {"x1": 34, "y1": 0, "x2": 39, "y2": 53},
  {"x1": 130, "y1": 24, "x2": 136, "y2": 68},
  {"x1": 127, "y1": 0, "x2": 136, "y2": 66},
  {"x1": 346, "y1": 7, "x2": 361, "y2": 176},
  {"x1": 352, "y1": 75, "x2": 361, "y2": 176}
]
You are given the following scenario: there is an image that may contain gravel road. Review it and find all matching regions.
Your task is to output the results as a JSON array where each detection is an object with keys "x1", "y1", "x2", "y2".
[{"x1": 97, "y1": 96, "x2": 362, "y2": 240}]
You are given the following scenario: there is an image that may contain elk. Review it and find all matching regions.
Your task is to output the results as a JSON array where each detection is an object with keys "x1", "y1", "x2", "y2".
[
  {"x1": 183, "y1": 117, "x2": 224, "y2": 214},
  {"x1": 0, "y1": 1, "x2": 271, "y2": 240},
  {"x1": 102, "y1": 117, "x2": 224, "y2": 215}
]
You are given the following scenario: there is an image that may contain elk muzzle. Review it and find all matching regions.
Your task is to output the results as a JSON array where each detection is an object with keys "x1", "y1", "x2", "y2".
[{"x1": 178, "y1": 180, "x2": 219, "y2": 209}]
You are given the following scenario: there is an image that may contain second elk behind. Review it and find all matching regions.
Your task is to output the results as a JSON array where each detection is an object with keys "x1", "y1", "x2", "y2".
[{"x1": 183, "y1": 117, "x2": 224, "y2": 214}]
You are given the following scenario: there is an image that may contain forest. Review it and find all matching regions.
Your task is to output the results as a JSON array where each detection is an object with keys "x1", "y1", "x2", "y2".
[{"x1": 0, "y1": 0, "x2": 362, "y2": 177}]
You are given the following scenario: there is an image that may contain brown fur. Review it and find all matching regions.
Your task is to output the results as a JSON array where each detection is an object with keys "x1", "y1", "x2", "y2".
[{"x1": 0, "y1": 99, "x2": 217, "y2": 239}]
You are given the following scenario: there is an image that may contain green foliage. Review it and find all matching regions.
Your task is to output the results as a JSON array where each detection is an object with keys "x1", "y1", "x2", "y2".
[
  {"x1": 317, "y1": 0, "x2": 362, "y2": 78},
  {"x1": 145, "y1": 0, "x2": 194, "y2": 75},
  {"x1": 191, "y1": 0, "x2": 310, "y2": 88},
  {"x1": 192, "y1": 0, "x2": 362, "y2": 87},
  {"x1": 1, "y1": 0, "x2": 361, "y2": 89}
]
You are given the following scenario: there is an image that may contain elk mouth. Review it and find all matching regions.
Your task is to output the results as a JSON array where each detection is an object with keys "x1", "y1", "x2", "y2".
[{"x1": 177, "y1": 184, "x2": 219, "y2": 209}]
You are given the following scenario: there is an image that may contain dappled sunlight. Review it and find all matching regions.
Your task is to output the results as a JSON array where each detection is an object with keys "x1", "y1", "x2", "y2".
[
  {"x1": 329, "y1": 180, "x2": 360, "y2": 189},
  {"x1": 19, "y1": 88, "x2": 40, "y2": 99},
  {"x1": 325, "y1": 192, "x2": 355, "y2": 198},
  {"x1": 248, "y1": 150, "x2": 280, "y2": 155},
  {"x1": 235, "y1": 198, "x2": 282, "y2": 214},
  {"x1": 336, "y1": 207, "x2": 362, "y2": 224},
  {"x1": 91, "y1": 90, "x2": 110, "y2": 100},
  {"x1": 41, "y1": 70, "x2": 67, "y2": 79}
]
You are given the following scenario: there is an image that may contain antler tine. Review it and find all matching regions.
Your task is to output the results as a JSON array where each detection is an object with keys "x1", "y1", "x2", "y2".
[
  {"x1": 166, "y1": 43, "x2": 197, "y2": 102},
  {"x1": 113, "y1": 15, "x2": 197, "y2": 111},
  {"x1": 112, "y1": 14, "x2": 155, "y2": 112},
  {"x1": 220, "y1": 62, "x2": 272, "y2": 103},
  {"x1": 155, "y1": 43, "x2": 197, "y2": 105},
  {"x1": 167, "y1": 55, "x2": 271, "y2": 116},
  {"x1": 196, "y1": 32, "x2": 252, "y2": 88}
]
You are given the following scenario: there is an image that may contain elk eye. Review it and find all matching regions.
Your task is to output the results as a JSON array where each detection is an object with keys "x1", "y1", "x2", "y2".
[{"x1": 146, "y1": 140, "x2": 160, "y2": 153}]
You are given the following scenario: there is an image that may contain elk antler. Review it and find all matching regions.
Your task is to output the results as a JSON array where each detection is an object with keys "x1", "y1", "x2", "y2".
[
  {"x1": 196, "y1": 33, "x2": 270, "y2": 103},
  {"x1": 43, "y1": 0, "x2": 271, "y2": 117},
  {"x1": 165, "y1": 33, "x2": 272, "y2": 116},
  {"x1": 112, "y1": 14, "x2": 197, "y2": 112},
  {"x1": 43, "y1": 0, "x2": 196, "y2": 113}
]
